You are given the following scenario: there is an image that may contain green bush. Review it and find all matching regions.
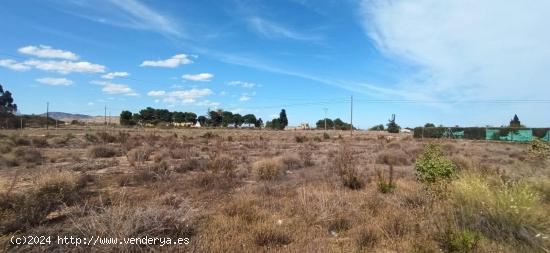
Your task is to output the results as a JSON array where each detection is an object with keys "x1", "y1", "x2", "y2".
[
  {"x1": 415, "y1": 143, "x2": 456, "y2": 183},
  {"x1": 443, "y1": 229, "x2": 482, "y2": 253}
]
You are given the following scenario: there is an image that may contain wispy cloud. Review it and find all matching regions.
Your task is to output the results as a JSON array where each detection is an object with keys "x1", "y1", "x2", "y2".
[
  {"x1": 182, "y1": 73, "x2": 213, "y2": 82},
  {"x1": 239, "y1": 91, "x2": 256, "y2": 101},
  {"x1": 0, "y1": 59, "x2": 31, "y2": 71},
  {"x1": 36, "y1": 77, "x2": 73, "y2": 86},
  {"x1": 18, "y1": 45, "x2": 78, "y2": 60},
  {"x1": 62, "y1": 0, "x2": 183, "y2": 37},
  {"x1": 228, "y1": 80, "x2": 256, "y2": 88},
  {"x1": 359, "y1": 0, "x2": 550, "y2": 100},
  {"x1": 247, "y1": 16, "x2": 320, "y2": 41},
  {"x1": 101, "y1": 71, "x2": 129, "y2": 79},
  {"x1": 140, "y1": 54, "x2": 193, "y2": 68},
  {"x1": 91, "y1": 80, "x2": 137, "y2": 96},
  {"x1": 24, "y1": 60, "x2": 105, "y2": 74}
]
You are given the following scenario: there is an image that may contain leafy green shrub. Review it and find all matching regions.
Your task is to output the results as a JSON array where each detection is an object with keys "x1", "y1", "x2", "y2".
[
  {"x1": 378, "y1": 181, "x2": 396, "y2": 193},
  {"x1": 443, "y1": 229, "x2": 482, "y2": 253},
  {"x1": 415, "y1": 143, "x2": 456, "y2": 183}
]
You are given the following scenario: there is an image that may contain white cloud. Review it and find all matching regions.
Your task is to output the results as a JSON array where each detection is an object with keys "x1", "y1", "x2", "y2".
[
  {"x1": 87, "y1": 102, "x2": 94, "y2": 106},
  {"x1": 140, "y1": 54, "x2": 192, "y2": 68},
  {"x1": 25, "y1": 60, "x2": 105, "y2": 74},
  {"x1": 247, "y1": 16, "x2": 320, "y2": 41},
  {"x1": 182, "y1": 73, "x2": 213, "y2": 82},
  {"x1": 36, "y1": 77, "x2": 73, "y2": 86},
  {"x1": 228, "y1": 80, "x2": 256, "y2": 88},
  {"x1": 239, "y1": 91, "x2": 256, "y2": 102},
  {"x1": 18, "y1": 45, "x2": 78, "y2": 60},
  {"x1": 196, "y1": 100, "x2": 220, "y2": 107},
  {"x1": 147, "y1": 88, "x2": 214, "y2": 105},
  {"x1": 147, "y1": 90, "x2": 166, "y2": 96},
  {"x1": 360, "y1": 0, "x2": 550, "y2": 100},
  {"x1": 101, "y1": 71, "x2": 129, "y2": 79},
  {"x1": 0, "y1": 59, "x2": 31, "y2": 71},
  {"x1": 91, "y1": 80, "x2": 137, "y2": 96},
  {"x1": 239, "y1": 95, "x2": 251, "y2": 101}
]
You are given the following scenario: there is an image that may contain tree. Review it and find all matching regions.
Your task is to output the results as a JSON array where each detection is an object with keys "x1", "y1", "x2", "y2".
[
  {"x1": 0, "y1": 84, "x2": 17, "y2": 117},
  {"x1": 334, "y1": 118, "x2": 352, "y2": 130},
  {"x1": 509, "y1": 114, "x2": 521, "y2": 128},
  {"x1": 198, "y1": 115, "x2": 207, "y2": 126},
  {"x1": 120, "y1": 110, "x2": 133, "y2": 125},
  {"x1": 424, "y1": 123, "x2": 436, "y2": 128},
  {"x1": 369, "y1": 124, "x2": 384, "y2": 131},
  {"x1": 316, "y1": 118, "x2": 334, "y2": 129},
  {"x1": 155, "y1": 109, "x2": 172, "y2": 123},
  {"x1": 222, "y1": 111, "x2": 234, "y2": 127},
  {"x1": 387, "y1": 114, "x2": 400, "y2": 133},
  {"x1": 184, "y1": 112, "x2": 197, "y2": 123},
  {"x1": 139, "y1": 107, "x2": 156, "y2": 124},
  {"x1": 243, "y1": 114, "x2": 257, "y2": 127},
  {"x1": 266, "y1": 118, "x2": 281, "y2": 129},
  {"x1": 208, "y1": 110, "x2": 223, "y2": 127},
  {"x1": 173, "y1": 112, "x2": 185, "y2": 123},
  {"x1": 255, "y1": 118, "x2": 263, "y2": 128},
  {"x1": 233, "y1": 113, "x2": 243, "y2": 127},
  {"x1": 279, "y1": 109, "x2": 288, "y2": 129}
]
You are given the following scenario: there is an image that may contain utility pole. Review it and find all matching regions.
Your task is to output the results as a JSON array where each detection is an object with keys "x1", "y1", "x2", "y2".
[
  {"x1": 46, "y1": 102, "x2": 49, "y2": 131},
  {"x1": 323, "y1": 108, "x2": 328, "y2": 131},
  {"x1": 104, "y1": 105, "x2": 107, "y2": 131},
  {"x1": 350, "y1": 95, "x2": 353, "y2": 137}
]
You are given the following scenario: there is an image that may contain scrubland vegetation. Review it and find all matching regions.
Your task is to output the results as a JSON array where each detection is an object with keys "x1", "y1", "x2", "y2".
[{"x1": 0, "y1": 128, "x2": 549, "y2": 252}]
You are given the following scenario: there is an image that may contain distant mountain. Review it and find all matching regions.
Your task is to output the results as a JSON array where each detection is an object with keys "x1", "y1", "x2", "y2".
[
  {"x1": 38, "y1": 112, "x2": 119, "y2": 124},
  {"x1": 40, "y1": 112, "x2": 92, "y2": 120}
]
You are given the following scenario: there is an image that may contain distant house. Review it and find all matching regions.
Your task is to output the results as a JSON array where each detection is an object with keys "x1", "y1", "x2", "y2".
[
  {"x1": 288, "y1": 123, "x2": 310, "y2": 130},
  {"x1": 173, "y1": 122, "x2": 194, "y2": 127},
  {"x1": 400, "y1": 128, "x2": 412, "y2": 134}
]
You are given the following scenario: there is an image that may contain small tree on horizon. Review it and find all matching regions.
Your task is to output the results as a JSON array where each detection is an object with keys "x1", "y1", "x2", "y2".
[
  {"x1": 0, "y1": 84, "x2": 17, "y2": 117},
  {"x1": 387, "y1": 114, "x2": 400, "y2": 133},
  {"x1": 279, "y1": 109, "x2": 288, "y2": 130},
  {"x1": 509, "y1": 114, "x2": 521, "y2": 128},
  {"x1": 120, "y1": 110, "x2": 133, "y2": 125}
]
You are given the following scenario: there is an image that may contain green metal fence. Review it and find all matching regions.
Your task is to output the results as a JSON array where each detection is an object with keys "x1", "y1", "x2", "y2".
[{"x1": 413, "y1": 127, "x2": 549, "y2": 142}]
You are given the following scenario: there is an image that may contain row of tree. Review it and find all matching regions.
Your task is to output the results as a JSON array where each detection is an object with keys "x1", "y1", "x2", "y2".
[
  {"x1": 315, "y1": 118, "x2": 354, "y2": 130},
  {"x1": 120, "y1": 107, "x2": 265, "y2": 128}
]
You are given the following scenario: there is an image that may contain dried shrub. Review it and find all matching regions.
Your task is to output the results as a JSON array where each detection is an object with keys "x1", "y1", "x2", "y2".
[
  {"x1": 356, "y1": 227, "x2": 380, "y2": 250},
  {"x1": 252, "y1": 157, "x2": 286, "y2": 181},
  {"x1": 450, "y1": 173, "x2": 549, "y2": 249},
  {"x1": 295, "y1": 135, "x2": 308, "y2": 143},
  {"x1": 0, "y1": 172, "x2": 86, "y2": 233},
  {"x1": 13, "y1": 147, "x2": 43, "y2": 164},
  {"x1": 88, "y1": 145, "x2": 118, "y2": 158},
  {"x1": 375, "y1": 150, "x2": 411, "y2": 166},
  {"x1": 528, "y1": 138, "x2": 549, "y2": 160},
  {"x1": 175, "y1": 158, "x2": 207, "y2": 173},
  {"x1": 253, "y1": 223, "x2": 292, "y2": 247},
  {"x1": 126, "y1": 146, "x2": 153, "y2": 166},
  {"x1": 31, "y1": 137, "x2": 48, "y2": 147}
]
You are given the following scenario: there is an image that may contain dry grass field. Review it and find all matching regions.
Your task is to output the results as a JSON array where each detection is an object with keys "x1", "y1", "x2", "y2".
[{"x1": 0, "y1": 128, "x2": 549, "y2": 252}]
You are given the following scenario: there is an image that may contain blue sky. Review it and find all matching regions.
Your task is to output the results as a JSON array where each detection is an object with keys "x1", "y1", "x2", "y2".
[{"x1": 1, "y1": 0, "x2": 550, "y2": 128}]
